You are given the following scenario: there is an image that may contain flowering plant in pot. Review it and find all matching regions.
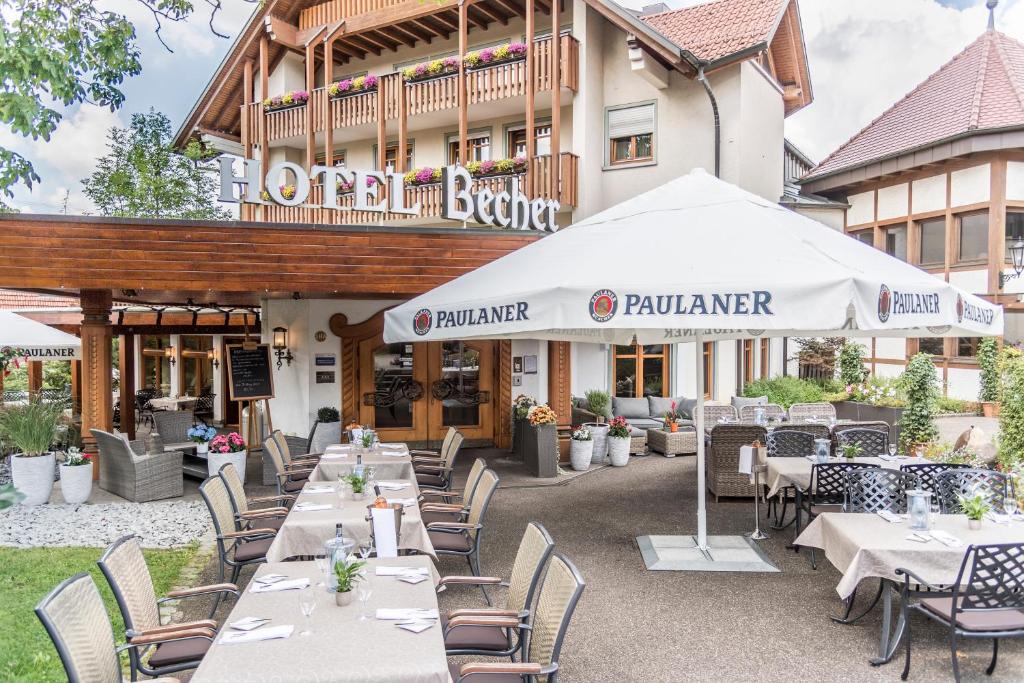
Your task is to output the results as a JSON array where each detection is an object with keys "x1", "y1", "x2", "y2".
[
  {"x1": 0, "y1": 346, "x2": 28, "y2": 378},
  {"x1": 464, "y1": 41, "x2": 528, "y2": 69},
  {"x1": 606, "y1": 416, "x2": 632, "y2": 467},
  {"x1": 663, "y1": 401, "x2": 683, "y2": 433},
  {"x1": 958, "y1": 491, "x2": 991, "y2": 530},
  {"x1": 337, "y1": 175, "x2": 379, "y2": 195},
  {"x1": 262, "y1": 90, "x2": 310, "y2": 111},
  {"x1": 188, "y1": 424, "x2": 217, "y2": 454},
  {"x1": 513, "y1": 394, "x2": 537, "y2": 419},
  {"x1": 0, "y1": 396, "x2": 65, "y2": 506},
  {"x1": 569, "y1": 425, "x2": 592, "y2": 472},
  {"x1": 402, "y1": 56, "x2": 460, "y2": 82},
  {"x1": 333, "y1": 555, "x2": 366, "y2": 605},
  {"x1": 58, "y1": 447, "x2": 92, "y2": 504},
  {"x1": 327, "y1": 75, "x2": 378, "y2": 98},
  {"x1": 527, "y1": 404, "x2": 557, "y2": 425},
  {"x1": 207, "y1": 431, "x2": 247, "y2": 480}
]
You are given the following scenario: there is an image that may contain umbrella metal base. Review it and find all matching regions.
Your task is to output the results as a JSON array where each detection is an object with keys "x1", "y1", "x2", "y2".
[{"x1": 636, "y1": 535, "x2": 779, "y2": 573}]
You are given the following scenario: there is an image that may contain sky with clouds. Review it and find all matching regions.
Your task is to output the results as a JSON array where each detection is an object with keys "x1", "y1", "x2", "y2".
[{"x1": 3, "y1": 0, "x2": 1022, "y2": 213}]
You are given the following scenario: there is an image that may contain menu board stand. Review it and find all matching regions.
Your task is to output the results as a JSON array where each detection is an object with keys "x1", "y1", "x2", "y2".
[{"x1": 226, "y1": 343, "x2": 275, "y2": 456}]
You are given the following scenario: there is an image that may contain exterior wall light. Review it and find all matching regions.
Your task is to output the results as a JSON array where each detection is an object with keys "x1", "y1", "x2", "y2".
[
  {"x1": 272, "y1": 326, "x2": 295, "y2": 369},
  {"x1": 164, "y1": 346, "x2": 176, "y2": 366},
  {"x1": 1000, "y1": 240, "x2": 1024, "y2": 288}
]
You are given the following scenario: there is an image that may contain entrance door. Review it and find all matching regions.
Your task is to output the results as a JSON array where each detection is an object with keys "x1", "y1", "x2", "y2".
[{"x1": 357, "y1": 338, "x2": 493, "y2": 446}]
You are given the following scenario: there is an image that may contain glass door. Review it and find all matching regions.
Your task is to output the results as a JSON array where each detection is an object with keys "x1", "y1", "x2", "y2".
[
  {"x1": 358, "y1": 339, "x2": 428, "y2": 443},
  {"x1": 427, "y1": 341, "x2": 493, "y2": 442}
]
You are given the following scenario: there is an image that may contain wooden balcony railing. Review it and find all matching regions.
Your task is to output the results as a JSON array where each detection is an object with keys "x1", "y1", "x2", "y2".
[
  {"x1": 257, "y1": 152, "x2": 579, "y2": 225},
  {"x1": 298, "y1": 0, "x2": 403, "y2": 30},
  {"x1": 248, "y1": 36, "x2": 579, "y2": 143}
]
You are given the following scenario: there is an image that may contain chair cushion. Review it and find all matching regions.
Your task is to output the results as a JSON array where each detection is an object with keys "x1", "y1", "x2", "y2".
[
  {"x1": 282, "y1": 478, "x2": 305, "y2": 493},
  {"x1": 731, "y1": 395, "x2": 767, "y2": 410},
  {"x1": 442, "y1": 615, "x2": 510, "y2": 651},
  {"x1": 612, "y1": 396, "x2": 651, "y2": 419},
  {"x1": 233, "y1": 537, "x2": 273, "y2": 562},
  {"x1": 448, "y1": 661, "x2": 521, "y2": 683},
  {"x1": 248, "y1": 516, "x2": 284, "y2": 531},
  {"x1": 920, "y1": 597, "x2": 1024, "y2": 631},
  {"x1": 147, "y1": 636, "x2": 210, "y2": 668},
  {"x1": 428, "y1": 530, "x2": 473, "y2": 552},
  {"x1": 421, "y1": 510, "x2": 461, "y2": 527},
  {"x1": 416, "y1": 473, "x2": 446, "y2": 488},
  {"x1": 625, "y1": 418, "x2": 663, "y2": 430}
]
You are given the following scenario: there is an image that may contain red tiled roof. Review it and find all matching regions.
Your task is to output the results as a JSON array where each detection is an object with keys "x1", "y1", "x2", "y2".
[
  {"x1": 640, "y1": 0, "x2": 788, "y2": 63},
  {"x1": 0, "y1": 289, "x2": 78, "y2": 310},
  {"x1": 805, "y1": 30, "x2": 1024, "y2": 181}
]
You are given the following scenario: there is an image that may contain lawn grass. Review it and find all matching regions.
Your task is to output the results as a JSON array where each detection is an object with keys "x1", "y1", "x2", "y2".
[{"x1": 0, "y1": 544, "x2": 197, "y2": 682}]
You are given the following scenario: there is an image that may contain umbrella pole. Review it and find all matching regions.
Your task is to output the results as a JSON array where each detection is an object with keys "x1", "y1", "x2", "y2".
[{"x1": 695, "y1": 331, "x2": 707, "y2": 550}]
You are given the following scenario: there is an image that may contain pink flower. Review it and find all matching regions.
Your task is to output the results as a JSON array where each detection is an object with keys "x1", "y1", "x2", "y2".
[
  {"x1": 415, "y1": 167, "x2": 435, "y2": 184},
  {"x1": 480, "y1": 160, "x2": 495, "y2": 174},
  {"x1": 508, "y1": 42, "x2": 527, "y2": 55},
  {"x1": 364, "y1": 75, "x2": 378, "y2": 88},
  {"x1": 479, "y1": 48, "x2": 494, "y2": 62},
  {"x1": 443, "y1": 56, "x2": 459, "y2": 69},
  {"x1": 338, "y1": 79, "x2": 352, "y2": 92},
  {"x1": 414, "y1": 64, "x2": 427, "y2": 76}
]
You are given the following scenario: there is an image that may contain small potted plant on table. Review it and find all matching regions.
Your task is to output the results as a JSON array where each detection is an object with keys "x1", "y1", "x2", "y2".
[
  {"x1": 958, "y1": 491, "x2": 990, "y2": 530},
  {"x1": 569, "y1": 425, "x2": 593, "y2": 472},
  {"x1": 189, "y1": 424, "x2": 216, "y2": 456},
  {"x1": 607, "y1": 416, "x2": 632, "y2": 467},
  {"x1": 664, "y1": 401, "x2": 682, "y2": 433},
  {"x1": 0, "y1": 395, "x2": 65, "y2": 506},
  {"x1": 332, "y1": 555, "x2": 366, "y2": 606},
  {"x1": 208, "y1": 431, "x2": 247, "y2": 480},
  {"x1": 343, "y1": 472, "x2": 368, "y2": 500},
  {"x1": 58, "y1": 447, "x2": 92, "y2": 504},
  {"x1": 840, "y1": 443, "x2": 862, "y2": 460}
]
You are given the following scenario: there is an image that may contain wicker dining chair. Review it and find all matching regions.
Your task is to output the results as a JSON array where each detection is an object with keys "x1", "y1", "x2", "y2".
[
  {"x1": 415, "y1": 429, "x2": 465, "y2": 492},
  {"x1": 706, "y1": 425, "x2": 766, "y2": 500},
  {"x1": 449, "y1": 552, "x2": 586, "y2": 683},
  {"x1": 135, "y1": 389, "x2": 156, "y2": 427},
  {"x1": 739, "y1": 403, "x2": 786, "y2": 423},
  {"x1": 199, "y1": 476, "x2": 277, "y2": 608},
  {"x1": 428, "y1": 468, "x2": 500, "y2": 596},
  {"x1": 844, "y1": 469, "x2": 920, "y2": 514},
  {"x1": 420, "y1": 457, "x2": 487, "y2": 527},
  {"x1": 934, "y1": 468, "x2": 1014, "y2": 514},
  {"x1": 898, "y1": 542, "x2": 1024, "y2": 683},
  {"x1": 440, "y1": 521, "x2": 555, "y2": 659},
  {"x1": 796, "y1": 462, "x2": 876, "y2": 569},
  {"x1": 271, "y1": 429, "x2": 320, "y2": 467},
  {"x1": 703, "y1": 404, "x2": 738, "y2": 426},
  {"x1": 835, "y1": 428, "x2": 890, "y2": 457},
  {"x1": 899, "y1": 462, "x2": 971, "y2": 495},
  {"x1": 788, "y1": 402, "x2": 837, "y2": 422},
  {"x1": 152, "y1": 410, "x2": 195, "y2": 448},
  {"x1": 262, "y1": 435, "x2": 316, "y2": 496},
  {"x1": 218, "y1": 463, "x2": 292, "y2": 533},
  {"x1": 411, "y1": 425, "x2": 458, "y2": 458},
  {"x1": 192, "y1": 395, "x2": 215, "y2": 425},
  {"x1": 35, "y1": 573, "x2": 183, "y2": 683},
  {"x1": 97, "y1": 535, "x2": 236, "y2": 679}
]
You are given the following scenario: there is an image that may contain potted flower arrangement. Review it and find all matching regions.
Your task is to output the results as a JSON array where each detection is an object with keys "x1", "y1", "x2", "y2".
[
  {"x1": 208, "y1": 431, "x2": 247, "y2": 480},
  {"x1": 958, "y1": 491, "x2": 990, "y2": 530},
  {"x1": 188, "y1": 424, "x2": 217, "y2": 455},
  {"x1": 309, "y1": 406, "x2": 343, "y2": 454},
  {"x1": 337, "y1": 176, "x2": 379, "y2": 195},
  {"x1": 569, "y1": 425, "x2": 592, "y2": 472},
  {"x1": 260, "y1": 185, "x2": 298, "y2": 202},
  {"x1": 58, "y1": 447, "x2": 92, "y2": 504},
  {"x1": 464, "y1": 42, "x2": 528, "y2": 70},
  {"x1": 524, "y1": 403, "x2": 558, "y2": 477},
  {"x1": 663, "y1": 401, "x2": 683, "y2": 433},
  {"x1": 0, "y1": 396, "x2": 65, "y2": 506},
  {"x1": 606, "y1": 416, "x2": 632, "y2": 467},
  {"x1": 402, "y1": 56, "x2": 460, "y2": 83},
  {"x1": 262, "y1": 90, "x2": 310, "y2": 112},
  {"x1": 464, "y1": 157, "x2": 528, "y2": 179},
  {"x1": 511, "y1": 394, "x2": 537, "y2": 458},
  {"x1": 332, "y1": 554, "x2": 366, "y2": 606},
  {"x1": 327, "y1": 75, "x2": 378, "y2": 99},
  {"x1": 403, "y1": 166, "x2": 444, "y2": 187},
  {"x1": 343, "y1": 472, "x2": 368, "y2": 500}
]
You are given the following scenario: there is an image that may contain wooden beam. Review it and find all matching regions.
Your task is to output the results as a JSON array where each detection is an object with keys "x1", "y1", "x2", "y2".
[
  {"x1": 549, "y1": 0, "x2": 560, "y2": 199},
  {"x1": 345, "y1": 0, "x2": 462, "y2": 34},
  {"x1": 391, "y1": 22, "x2": 430, "y2": 44},
  {"x1": 347, "y1": 34, "x2": 382, "y2": 56},
  {"x1": 525, "y1": 0, "x2": 534, "y2": 195},
  {"x1": 398, "y1": 70, "x2": 408, "y2": 173},
  {"x1": 332, "y1": 40, "x2": 366, "y2": 60},
  {"x1": 263, "y1": 16, "x2": 327, "y2": 50},
  {"x1": 27, "y1": 361, "x2": 42, "y2": 394},
  {"x1": 458, "y1": 0, "x2": 468, "y2": 165},
  {"x1": 305, "y1": 40, "x2": 316, "y2": 179},
  {"x1": 493, "y1": 0, "x2": 525, "y2": 18},
  {"x1": 474, "y1": 2, "x2": 508, "y2": 26},
  {"x1": 431, "y1": 11, "x2": 460, "y2": 32},
  {"x1": 465, "y1": 6, "x2": 490, "y2": 29},
  {"x1": 359, "y1": 30, "x2": 399, "y2": 53},
  {"x1": 119, "y1": 333, "x2": 135, "y2": 440},
  {"x1": 259, "y1": 37, "x2": 269, "y2": 195},
  {"x1": 79, "y1": 289, "x2": 113, "y2": 481},
  {"x1": 413, "y1": 17, "x2": 448, "y2": 39},
  {"x1": 379, "y1": 25, "x2": 417, "y2": 48},
  {"x1": 70, "y1": 360, "x2": 81, "y2": 417},
  {"x1": 325, "y1": 38, "x2": 335, "y2": 168}
]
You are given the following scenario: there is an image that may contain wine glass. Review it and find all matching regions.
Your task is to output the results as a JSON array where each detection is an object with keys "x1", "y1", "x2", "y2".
[
  {"x1": 1003, "y1": 496, "x2": 1018, "y2": 519},
  {"x1": 314, "y1": 556, "x2": 328, "y2": 588},
  {"x1": 357, "y1": 577, "x2": 373, "y2": 621},
  {"x1": 358, "y1": 541, "x2": 374, "y2": 561},
  {"x1": 298, "y1": 587, "x2": 317, "y2": 636},
  {"x1": 888, "y1": 444, "x2": 898, "y2": 459}
]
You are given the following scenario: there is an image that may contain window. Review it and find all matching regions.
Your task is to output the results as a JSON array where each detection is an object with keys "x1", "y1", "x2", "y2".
[
  {"x1": 1006, "y1": 211, "x2": 1024, "y2": 260},
  {"x1": 918, "y1": 217, "x2": 946, "y2": 267},
  {"x1": 447, "y1": 131, "x2": 491, "y2": 165},
  {"x1": 742, "y1": 340, "x2": 755, "y2": 385},
  {"x1": 314, "y1": 149, "x2": 346, "y2": 167},
  {"x1": 607, "y1": 103, "x2": 655, "y2": 166},
  {"x1": 957, "y1": 211, "x2": 988, "y2": 263},
  {"x1": 179, "y1": 336, "x2": 214, "y2": 397},
  {"x1": 373, "y1": 142, "x2": 414, "y2": 171},
  {"x1": 918, "y1": 338, "x2": 945, "y2": 356},
  {"x1": 853, "y1": 230, "x2": 874, "y2": 246},
  {"x1": 507, "y1": 124, "x2": 551, "y2": 157},
  {"x1": 883, "y1": 225, "x2": 907, "y2": 261},
  {"x1": 760, "y1": 339, "x2": 770, "y2": 379},
  {"x1": 957, "y1": 337, "x2": 980, "y2": 358},
  {"x1": 141, "y1": 336, "x2": 172, "y2": 396},
  {"x1": 703, "y1": 342, "x2": 714, "y2": 399},
  {"x1": 613, "y1": 344, "x2": 669, "y2": 398}
]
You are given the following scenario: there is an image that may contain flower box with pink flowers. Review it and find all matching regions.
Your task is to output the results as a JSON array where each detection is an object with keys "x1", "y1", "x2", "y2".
[
  {"x1": 206, "y1": 431, "x2": 248, "y2": 481},
  {"x1": 262, "y1": 90, "x2": 311, "y2": 112},
  {"x1": 328, "y1": 75, "x2": 378, "y2": 99},
  {"x1": 402, "y1": 157, "x2": 528, "y2": 187},
  {"x1": 464, "y1": 42, "x2": 527, "y2": 71}
]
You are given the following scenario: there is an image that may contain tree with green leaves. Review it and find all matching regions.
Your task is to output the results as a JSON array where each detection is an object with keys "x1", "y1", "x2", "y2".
[
  {"x1": 0, "y1": 0, "x2": 251, "y2": 199},
  {"x1": 977, "y1": 337, "x2": 1000, "y2": 404},
  {"x1": 898, "y1": 352, "x2": 940, "y2": 449},
  {"x1": 83, "y1": 109, "x2": 230, "y2": 219},
  {"x1": 997, "y1": 347, "x2": 1024, "y2": 468}
]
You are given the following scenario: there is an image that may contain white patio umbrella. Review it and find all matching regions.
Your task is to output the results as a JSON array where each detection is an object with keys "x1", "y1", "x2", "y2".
[
  {"x1": 383, "y1": 169, "x2": 1002, "y2": 551},
  {"x1": 0, "y1": 311, "x2": 81, "y2": 360}
]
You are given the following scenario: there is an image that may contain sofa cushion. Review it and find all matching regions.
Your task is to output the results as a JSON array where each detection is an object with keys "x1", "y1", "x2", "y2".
[
  {"x1": 612, "y1": 396, "x2": 651, "y2": 419},
  {"x1": 625, "y1": 418, "x2": 663, "y2": 430},
  {"x1": 648, "y1": 396, "x2": 696, "y2": 420},
  {"x1": 731, "y1": 395, "x2": 767, "y2": 410}
]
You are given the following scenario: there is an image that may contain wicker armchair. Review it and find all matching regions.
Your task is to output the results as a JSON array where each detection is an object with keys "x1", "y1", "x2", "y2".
[
  {"x1": 153, "y1": 410, "x2": 195, "y2": 449},
  {"x1": 706, "y1": 425, "x2": 766, "y2": 500},
  {"x1": 703, "y1": 404, "x2": 738, "y2": 426},
  {"x1": 415, "y1": 429, "x2": 465, "y2": 492},
  {"x1": 428, "y1": 468, "x2": 499, "y2": 598},
  {"x1": 420, "y1": 457, "x2": 487, "y2": 528},
  {"x1": 739, "y1": 403, "x2": 786, "y2": 422},
  {"x1": 91, "y1": 429, "x2": 182, "y2": 502},
  {"x1": 788, "y1": 402, "x2": 837, "y2": 422}
]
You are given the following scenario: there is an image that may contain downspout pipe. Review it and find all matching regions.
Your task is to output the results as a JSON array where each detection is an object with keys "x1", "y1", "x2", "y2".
[{"x1": 696, "y1": 65, "x2": 721, "y2": 178}]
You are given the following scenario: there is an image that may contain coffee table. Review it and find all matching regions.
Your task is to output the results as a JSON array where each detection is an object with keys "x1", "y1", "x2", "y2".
[{"x1": 647, "y1": 428, "x2": 697, "y2": 457}]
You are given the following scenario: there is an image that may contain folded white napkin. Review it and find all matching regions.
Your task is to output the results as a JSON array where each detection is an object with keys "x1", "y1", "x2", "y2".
[
  {"x1": 376, "y1": 608, "x2": 439, "y2": 620},
  {"x1": 396, "y1": 620, "x2": 435, "y2": 633},
  {"x1": 878, "y1": 453, "x2": 896, "y2": 461},
  {"x1": 325, "y1": 444, "x2": 350, "y2": 453},
  {"x1": 250, "y1": 578, "x2": 310, "y2": 593},
  {"x1": 385, "y1": 497, "x2": 418, "y2": 507},
  {"x1": 320, "y1": 452, "x2": 348, "y2": 460},
  {"x1": 986, "y1": 512, "x2": 1014, "y2": 524},
  {"x1": 229, "y1": 616, "x2": 271, "y2": 631},
  {"x1": 929, "y1": 530, "x2": 964, "y2": 548},
  {"x1": 905, "y1": 532, "x2": 932, "y2": 543},
  {"x1": 398, "y1": 574, "x2": 429, "y2": 585},
  {"x1": 303, "y1": 485, "x2": 334, "y2": 494},
  {"x1": 375, "y1": 566, "x2": 430, "y2": 577},
  {"x1": 804, "y1": 455, "x2": 818, "y2": 462},
  {"x1": 377, "y1": 482, "x2": 409, "y2": 491},
  {"x1": 220, "y1": 625, "x2": 293, "y2": 644},
  {"x1": 877, "y1": 510, "x2": 903, "y2": 524},
  {"x1": 253, "y1": 573, "x2": 289, "y2": 585},
  {"x1": 383, "y1": 451, "x2": 407, "y2": 457},
  {"x1": 294, "y1": 502, "x2": 331, "y2": 511},
  {"x1": 380, "y1": 443, "x2": 404, "y2": 450}
]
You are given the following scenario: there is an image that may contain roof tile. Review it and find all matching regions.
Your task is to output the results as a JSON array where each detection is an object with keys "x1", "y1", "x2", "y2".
[
  {"x1": 0, "y1": 289, "x2": 78, "y2": 310},
  {"x1": 640, "y1": 0, "x2": 788, "y2": 63}
]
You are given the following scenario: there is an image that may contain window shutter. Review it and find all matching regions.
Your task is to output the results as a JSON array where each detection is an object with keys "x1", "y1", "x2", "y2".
[{"x1": 608, "y1": 104, "x2": 654, "y2": 139}]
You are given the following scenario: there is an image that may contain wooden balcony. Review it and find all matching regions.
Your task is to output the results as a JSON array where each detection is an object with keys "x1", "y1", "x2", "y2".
[
  {"x1": 246, "y1": 36, "x2": 579, "y2": 143},
  {"x1": 258, "y1": 152, "x2": 578, "y2": 225}
]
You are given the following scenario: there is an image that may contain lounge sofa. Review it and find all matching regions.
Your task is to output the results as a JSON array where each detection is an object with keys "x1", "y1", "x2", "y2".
[{"x1": 573, "y1": 395, "x2": 698, "y2": 431}]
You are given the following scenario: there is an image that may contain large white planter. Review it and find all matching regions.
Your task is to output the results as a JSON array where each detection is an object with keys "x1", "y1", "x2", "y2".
[
  {"x1": 608, "y1": 436, "x2": 631, "y2": 467},
  {"x1": 59, "y1": 464, "x2": 93, "y2": 504},
  {"x1": 208, "y1": 450, "x2": 247, "y2": 482},
  {"x1": 584, "y1": 423, "x2": 609, "y2": 465},
  {"x1": 569, "y1": 440, "x2": 593, "y2": 472},
  {"x1": 11, "y1": 452, "x2": 56, "y2": 506}
]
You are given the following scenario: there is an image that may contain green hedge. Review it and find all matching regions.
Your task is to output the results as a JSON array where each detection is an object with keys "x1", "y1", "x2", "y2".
[{"x1": 742, "y1": 376, "x2": 828, "y2": 408}]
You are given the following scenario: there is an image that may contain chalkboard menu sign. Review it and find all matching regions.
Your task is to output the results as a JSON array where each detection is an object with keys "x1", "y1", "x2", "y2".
[{"x1": 226, "y1": 344, "x2": 275, "y2": 401}]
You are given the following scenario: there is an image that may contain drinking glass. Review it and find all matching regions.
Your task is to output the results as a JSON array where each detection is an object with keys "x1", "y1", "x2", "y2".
[
  {"x1": 314, "y1": 556, "x2": 328, "y2": 588},
  {"x1": 1004, "y1": 497, "x2": 1018, "y2": 518},
  {"x1": 889, "y1": 444, "x2": 898, "y2": 458},
  {"x1": 298, "y1": 587, "x2": 317, "y2": 636},
  {"x1": 357, "y1": 578, "x2": 373, "y2": 621},
  {"x1": 359, "y1": 542, "x2": 374, "y2": 560},
  {"x1": 930, "y1": 503, "x2": 940, "y2": 529}
]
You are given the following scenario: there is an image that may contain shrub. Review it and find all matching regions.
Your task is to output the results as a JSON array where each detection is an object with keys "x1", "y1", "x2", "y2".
[
  {"x1": 898, "y1": 353, "x2": 939, "y2": 449},
  {"x1": 978, "y1": 338, "x2": 999, "y2": 403},
  {"x1": 846, "y1": 376, "x2": 906, "y2": 407},
  {"x1": 584, "y1": 389, "x2": 612, "y2": 419},
  {"x1": 742, "y1": 376, "x2": 824, "y2": 408},
  {"x1": 936, "y1": 397, "x2": 977, "y2": 415},
  {"x1": 838, "y1": 342, "x2": 867, "y2": 385},
  {"x1": 317, "y1": 406, "x2": 340, "y2": 423},
  {"x1": 997, "y1": 347, "x2": 1024, "y2": 468}
]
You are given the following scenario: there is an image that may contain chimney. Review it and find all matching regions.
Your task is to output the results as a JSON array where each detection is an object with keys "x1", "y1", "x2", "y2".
[{"x1": 641, "y1": 3, "x2": 669, "y2": 16}]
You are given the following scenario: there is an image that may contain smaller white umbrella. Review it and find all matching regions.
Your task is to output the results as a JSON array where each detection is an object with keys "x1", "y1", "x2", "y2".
[{"x1": 0, "y1": 311, "x2": 81, "y2": 361}]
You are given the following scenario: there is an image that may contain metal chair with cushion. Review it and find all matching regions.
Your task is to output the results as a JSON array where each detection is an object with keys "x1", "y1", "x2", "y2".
[
  {"x1": 35, "y1": 573, "x2": 184, "y2": 683},
  {"x1": 415, "y1": 429, "x2": 465, "y2": 492},
  {"x1": 899, "y1": 462, "x2": 971, "y2": 495},
  {"x1": 262, "y1": 434, "x2": 316, "y2": 496},
  {"x1": 91, "y1": 429, "x2": 183, "y2": 502},
  {"x1": 765, "y1": 429, "x2": 816, "y2": 527},
  {"x1": 898, "y1": 542, "x2": 1024, "y2": 682},
  {"x1": 706, "y1": 425, "x2": 766, "y2": 500},
  {"x1": 835, "y1": 427, "x2": 889, "y2": 457},
  {"x1": 428, "y1": 468, "x2": 500, "y2": 588},
  {"x1": 935, "y1": 468, "x2": 1013, "y2": 514},
  {"x1": 440, "y1": 521, "x2": 555, "y2": 658},
  {"x1": 412, "y1": 425, "x2": 458, "y2": 458},
  {"x1": 136, "y1": 389, "x2": 156, "y2": 427},
  {"x1": 218, "y1": 463, "x2": 292, "y2": 533},
  {"x1": 796, "y1": 462, "x2": 876, "y2": 569},
  {"x1": 420, "y1": 457, "x2": 487, "y2": 528},
  {"x1": 97, "y1": 535, "x2": 236, "y2": 679},
  {"x1": 788, "y1": 402, "x2": 837, "y2": 422},
  {"x1": 739, "y1": 403, "x2": 786, "y2": 423},
  {"x1": 449, "y1": 552, "x2": 585, "y2": 683}
]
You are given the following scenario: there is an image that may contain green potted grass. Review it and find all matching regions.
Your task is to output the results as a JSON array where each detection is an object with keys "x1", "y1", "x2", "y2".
[
  {"x1": 0, "y1": 396, "x2": 65, "y2": 506},
  {"x1": 958, "y1": 492, "x2": 990, "y2": 530},
  {"x1": 333, "y1": 555, "x2": 366, "y2": 606},
  {"x1": 342, "y1": 472, "x2": 368, "y2": 500}
]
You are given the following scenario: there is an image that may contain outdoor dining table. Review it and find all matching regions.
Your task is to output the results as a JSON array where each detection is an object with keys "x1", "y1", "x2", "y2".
[
  {"x1": 765, "y1": 455, "x2": 928, "y2": 498},
  {"x1": 148, "y1": 395, "x2": 197, "y2": 411},
  {"x1": 795, "y1": 512, "x2": 1024, "y2": 666},
  {"x1": 266, "y1": 477, "x2": 434, "y2": 562},
  {"x1": 311, "y1": 444, "x2": 415, "y2": 482},
  {"x1": 192, "y1": 556, "x2": 448, "y2": 683}
]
